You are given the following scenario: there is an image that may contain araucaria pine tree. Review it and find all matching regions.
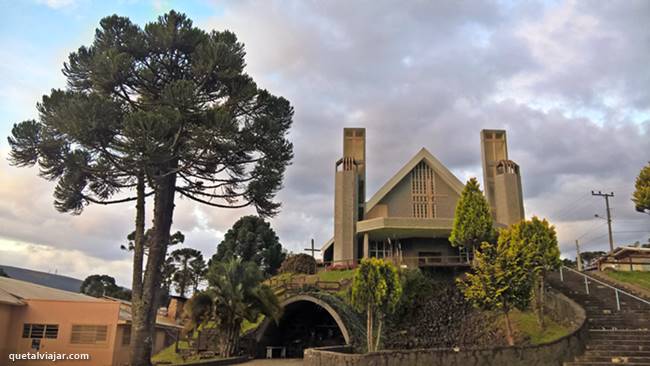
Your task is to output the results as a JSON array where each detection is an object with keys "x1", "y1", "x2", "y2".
[
  {"x1": 457, "y1": 227, "x2": 533, "y2": 346},
  {"x1": 449, "y1": 178, "x2": 494, "y2": 258},
  {"x1": 212, "y1": 215, "x2": 286, "y2": 276},
  {"x1": 7, "y1": 11, "x2": 292, "y2": 366}
]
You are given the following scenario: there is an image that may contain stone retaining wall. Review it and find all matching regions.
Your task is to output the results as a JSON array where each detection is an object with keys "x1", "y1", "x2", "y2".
[{"x1": 304, "y1": 290, "x2": 587, "y2": 366}]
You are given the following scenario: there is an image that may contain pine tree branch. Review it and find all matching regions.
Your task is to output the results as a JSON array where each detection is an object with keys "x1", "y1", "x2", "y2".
[{"x1": 177, "y1": 189, "x2": 252, "y2": 208}]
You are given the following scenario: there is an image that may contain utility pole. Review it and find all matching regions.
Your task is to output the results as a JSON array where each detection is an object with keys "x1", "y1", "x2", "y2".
[
  {"x1": 592, "y1": 190, "x2": 615, "y2": 253},
  {"x1": 304, "y1": 238, "x2": 320, "y2": 259},
  {"x1": 575, "y1": 239, "x2": 583, "y2": 271}
]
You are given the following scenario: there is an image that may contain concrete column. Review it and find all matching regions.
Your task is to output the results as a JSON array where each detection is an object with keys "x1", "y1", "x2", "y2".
[{"x1": 363, "y1": 233, "x2": 369, "y2": 259}]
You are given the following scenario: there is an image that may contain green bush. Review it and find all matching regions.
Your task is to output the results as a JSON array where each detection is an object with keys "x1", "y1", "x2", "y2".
[
  {"x1": 393, "y1": 268, "x2": 433, "y2": 319},
  {"x1": 279, "y1": 254, "x2": 316, "y2": 274}
]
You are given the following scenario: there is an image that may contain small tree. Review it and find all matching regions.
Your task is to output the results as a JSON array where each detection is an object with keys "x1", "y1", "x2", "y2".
[
  {"x1": 580, "y1": 251, "x2": 607, "y2": 266},
  {"x1": 351, "y1": 258, "x2": 402, "y2": 352},
  {"x1": 212, "y1": 216, "x2": 286, "y2": 276},
  {"x1": 187, "y1": 258, "x2": 281, "y2": 357},
  {"x1": 170, "y1": 248, "x2": 205, "y2": 298},
  {"x1": 633, "y1": 162, "x2": 650, "y2": 215},
  {"x1": 80, "y1": 274, "x2": 131, "y2": 300},
  {"x1": 189, "y1": 256, "x2": 207, "y2": 293},
  {"x1": 158, "y1": 256, "x2": 177, "y2": 308},
  {"x1": 449, "y1": 178, "x2": 494, "y2": 259},
  {"x1": 457, "y1": 228, "x2": 533, "y2": 346},
  {"x1": 279, "y1": 253, "x2": 317, "y2": 274},
  {"x1": 520, "y1": 217, "x2": 561, "y2": 328}
]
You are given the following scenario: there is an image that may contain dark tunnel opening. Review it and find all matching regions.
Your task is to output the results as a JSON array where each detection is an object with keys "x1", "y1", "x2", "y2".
[{"x1": 257, "y1": 300, "x2": 346, "y2": 358}]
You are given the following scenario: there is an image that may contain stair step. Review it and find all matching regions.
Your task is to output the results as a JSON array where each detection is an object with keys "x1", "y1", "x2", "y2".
[
  {"x1": 584, "y1": 350, "x2": 650, "y2": 357},
  {"x1": 565, "y1": 362, "x2": 650, "y2": 365},
  {"x1": 587, "y1": 345, "x2": 650, "y2": 351},
  {"x1": 575, "y1": 357, "x2": 650, "y2": 363},
  {"x1": 589, "y1": 340, "x2": 650, "y2": 346},
  {"x1": 589, "y1": 334, "x2": 650, "y2": 339},
  {"x1": 551, "y1": 273, "x2": 650, "y2": 366}
]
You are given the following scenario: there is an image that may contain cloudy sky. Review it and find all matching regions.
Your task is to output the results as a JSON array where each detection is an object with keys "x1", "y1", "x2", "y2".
[{"x1": 0, "y1": 0, "x2": 648, "y2": 287}]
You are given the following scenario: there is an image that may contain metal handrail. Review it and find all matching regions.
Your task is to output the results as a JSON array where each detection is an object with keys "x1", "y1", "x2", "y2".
[
  {"x1": 319, "y1": 255, "x2": 471, "y2": 267},
  {"x1": 559, "y1": 265, "x2": 650, "y2": 311}
]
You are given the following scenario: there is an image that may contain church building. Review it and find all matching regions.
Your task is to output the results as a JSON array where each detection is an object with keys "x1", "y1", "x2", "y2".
[{"x1": 321, "y1": 128, "x2": 524, "y2": 268}]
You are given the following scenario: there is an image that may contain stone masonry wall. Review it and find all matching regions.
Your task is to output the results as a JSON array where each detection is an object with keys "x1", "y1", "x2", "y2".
[{"x1": 304, "y1": 290, "x2": 588, "y2": 366}]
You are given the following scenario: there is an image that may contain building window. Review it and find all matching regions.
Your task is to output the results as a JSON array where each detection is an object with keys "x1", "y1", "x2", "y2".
[
  {"x1": 22, "y1": 324, "x2": 58, "y2": 339},
  {"x1": 411, "y1": 162, "x2": 436, "y2": 218},
  {"x1": 70, "y1": 325, "x2": 108, "y2": 345},
  {"x1": 122, "y1": 326, "x2": 131, "y2": 346},
  {"x1": 369, "y1": 241, "x2": 390, "y2": 258}
]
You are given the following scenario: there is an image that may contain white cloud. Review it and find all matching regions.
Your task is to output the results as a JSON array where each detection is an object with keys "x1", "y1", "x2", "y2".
[
  {"x1": 0, "y1": 239, "x2": 132, "y2": 286},
  {"x1": 1, "y1": 0, "x2": 649, "y2": 283},
  {"x1": 36, "y1": 0, "x2": 77, "y2": 9}
]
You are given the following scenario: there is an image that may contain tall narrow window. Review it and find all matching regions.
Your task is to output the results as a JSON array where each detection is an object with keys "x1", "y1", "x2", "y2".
[
  {"x1": 411, "y1": 162, "x2": 436, "y2": 218},
  {"x1": 122, "y1": 326, "x2": 131, "y2": 346}
]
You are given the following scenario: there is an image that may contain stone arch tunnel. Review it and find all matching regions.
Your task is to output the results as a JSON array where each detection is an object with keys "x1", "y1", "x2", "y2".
[{"x1": 254, "y1": 293, "x2": 363, "y2": 358}]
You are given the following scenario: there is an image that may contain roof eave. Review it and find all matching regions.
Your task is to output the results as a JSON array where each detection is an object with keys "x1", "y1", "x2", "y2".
[{"x1": 365, "y1": 148, "x2": 465, "y2": 213}]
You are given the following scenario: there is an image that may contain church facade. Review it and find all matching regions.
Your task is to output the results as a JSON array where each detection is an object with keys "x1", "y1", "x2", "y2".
[{"x1": 321, "y1": 128, "x2": 524, "y2": 268}]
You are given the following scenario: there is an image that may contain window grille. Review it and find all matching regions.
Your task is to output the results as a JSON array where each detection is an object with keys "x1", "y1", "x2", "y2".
[
  {"x1": 411, "y1": 162, "x2": 436, "y2": 218},
  {"x1": 22, "y1": 324, "x2": 58, "y2": 339},
  {"x1": 70, "y1": 325, "x2": 108, "y2": 344}
]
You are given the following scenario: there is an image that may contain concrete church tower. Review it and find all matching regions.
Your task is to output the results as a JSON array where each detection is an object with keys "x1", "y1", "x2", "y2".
[
  {"x1": 333, "y1": 128, "x2": 366, "y2": 263},
  {"x1": 480, "y1": 129, "x2": 525, "y2": 226}
]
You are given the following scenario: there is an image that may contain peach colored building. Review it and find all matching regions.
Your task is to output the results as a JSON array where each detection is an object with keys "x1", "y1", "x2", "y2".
[{"x1": 0, "y1": 276, "x2": 182, "y2": 366}]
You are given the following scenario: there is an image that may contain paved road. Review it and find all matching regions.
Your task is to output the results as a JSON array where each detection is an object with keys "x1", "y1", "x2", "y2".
[{"x1": 240, "y1": 359, "x2": 303, "y2": 366}]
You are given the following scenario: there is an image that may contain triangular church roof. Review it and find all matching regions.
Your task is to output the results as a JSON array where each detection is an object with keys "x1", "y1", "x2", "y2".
[
  {"x1": 321, "y1": 148, "x2": 465, "y2": 252},
  {"x1": 365, "y1": 148, "x2": 465, "y2": 214}
]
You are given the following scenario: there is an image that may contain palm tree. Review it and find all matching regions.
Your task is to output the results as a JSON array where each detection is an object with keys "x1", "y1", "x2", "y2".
[{"x1": 187, "y1": 258, "x2": 282, "y2": 357}]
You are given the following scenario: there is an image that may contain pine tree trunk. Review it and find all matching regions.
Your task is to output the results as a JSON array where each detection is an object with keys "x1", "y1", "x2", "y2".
[
  {"x1": 504, "y1": 310, "x2": 514, "y2": 346},
  {"x1": 130, "y1": 173, "x2": 147, "y2": 365},
  {"x1": 130, "y1": 171, "x2": 177, "y2": 366}
]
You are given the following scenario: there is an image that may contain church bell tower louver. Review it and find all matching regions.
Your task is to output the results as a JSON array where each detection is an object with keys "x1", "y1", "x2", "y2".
[
  {"x1": 333, "y1": 128, "x2": 366, "y2": 264},
  {"x1": 480, "y1": 129, "x2": 525, "y2": 226}
]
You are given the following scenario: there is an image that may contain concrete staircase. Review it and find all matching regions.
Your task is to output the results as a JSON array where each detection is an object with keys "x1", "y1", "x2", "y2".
[{"x1": 548, "y1": 270, "x2": 650, "y2": 366}]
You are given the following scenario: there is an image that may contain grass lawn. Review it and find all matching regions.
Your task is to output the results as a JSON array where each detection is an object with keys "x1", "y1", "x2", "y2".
[
  {"x1": 151, "y1": 340, "x2": 199, "y2": 364},
  {"x1": 152, "y1": 318, "x2": 263, "y2": 365},
  {"x1": 507, "y1": 310, "x2": 573, "y2": 345},
  {"x1": 242, "y1": 315, "x2": 264, "y2": 334},
  {"x1": 267, "y1": 269, "x2": 355, "y2": 286},
  {"x1": 603, "y1": 270, "x2": 650, "y2": 292},
  {"x1": 316, "y1": 269, "x2": 355, "y2": 282}
]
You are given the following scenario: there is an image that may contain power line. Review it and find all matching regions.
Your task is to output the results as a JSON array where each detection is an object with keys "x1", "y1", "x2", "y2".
[
  {"x1": 554, "y1": 196, "x2": 598, "y2": 222},
  {"x1": 577, "y1": 230, "x2": 650, "y2": 249},
  {"x1": 575, "y1": 221, "x2": 608, "y2": 241},
  {"x1": 550, "y1": 192, "x2": 591, "y2": 219}
]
